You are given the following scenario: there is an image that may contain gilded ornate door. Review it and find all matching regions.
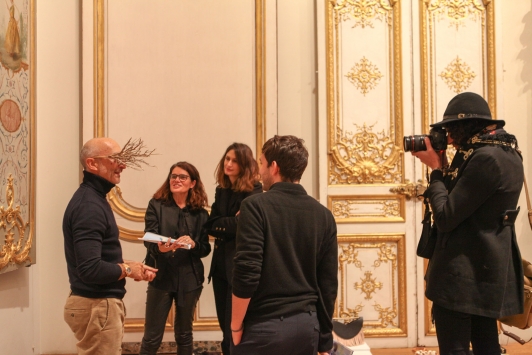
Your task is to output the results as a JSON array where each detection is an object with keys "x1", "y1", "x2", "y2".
[{"x1": 317, "y1": 0, "x2": 497, "y2": 348}]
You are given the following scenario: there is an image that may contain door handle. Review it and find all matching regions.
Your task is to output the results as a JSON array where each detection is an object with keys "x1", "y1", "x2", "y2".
[{"x1": 390, "y1": 179, "x2": 425, "y2": 200}]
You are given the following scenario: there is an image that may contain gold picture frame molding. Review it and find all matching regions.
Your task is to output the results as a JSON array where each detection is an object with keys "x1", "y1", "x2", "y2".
[
  {"x1": 92, "y1": 0, "x2": 267, "y2": 242},
  {"x1": 92, "y1": 0, "x2": 266, "y2": 332}
]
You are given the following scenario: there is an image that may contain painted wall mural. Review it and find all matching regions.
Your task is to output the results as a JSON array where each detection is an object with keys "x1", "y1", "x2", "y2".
[{"x1": 0, "y1": 0, "x2": 34, "y2": 274}]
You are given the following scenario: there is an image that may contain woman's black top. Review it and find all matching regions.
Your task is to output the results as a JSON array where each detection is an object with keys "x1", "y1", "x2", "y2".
[
  {"x1": 205, "y1": 182, "x2": 262, "y2": 283},
  {"x1": 144, "y1": 198, "x2": 211, "y2": 305}
]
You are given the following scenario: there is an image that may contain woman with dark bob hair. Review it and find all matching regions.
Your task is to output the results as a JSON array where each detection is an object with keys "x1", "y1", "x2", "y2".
[
  {"x1": 204, "y1": 143, "x2": 262, "y2": 355},
  {"x1": 140, "y1": 162, "x2": 211, "y2": 355}
]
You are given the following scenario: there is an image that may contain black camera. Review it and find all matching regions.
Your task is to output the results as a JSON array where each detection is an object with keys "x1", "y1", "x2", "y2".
[{"x1": 403, "y1": 127, "x2": 447, "y2": 152}]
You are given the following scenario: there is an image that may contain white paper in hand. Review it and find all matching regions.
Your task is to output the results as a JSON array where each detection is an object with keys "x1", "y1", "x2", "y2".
[{"x1": 139, "y1": 232, "x2": 191, "y2": 249}]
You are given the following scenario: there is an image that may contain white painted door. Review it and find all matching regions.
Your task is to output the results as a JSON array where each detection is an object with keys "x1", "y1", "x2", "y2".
[{"x1": 317, "y1": 0, "x2": 497, "y2": 348}]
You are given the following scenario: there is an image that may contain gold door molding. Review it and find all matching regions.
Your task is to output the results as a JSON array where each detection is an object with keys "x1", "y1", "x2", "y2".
[
  {"x1": 326, "y1": 0, "x2": 404, "y2": 186},
  {"x1": 328, "y1": 194, "x2": 406, "y2": 223},
  {"x1": 336, "y1": 234, "x2": 407, "y2": 337},
  {"x1": 419, "y1": 0, "x2": 496, "y2": 133}
]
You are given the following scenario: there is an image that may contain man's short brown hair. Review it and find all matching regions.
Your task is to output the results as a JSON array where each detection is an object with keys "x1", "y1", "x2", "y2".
[{"x1": 262, "y1": 135, "x2": 308, "y2": 182}]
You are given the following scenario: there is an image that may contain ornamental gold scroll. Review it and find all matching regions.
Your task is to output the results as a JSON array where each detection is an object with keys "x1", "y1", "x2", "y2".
[
  {"x1": 330, "y1": 123, "x2": 402, "y2": 185},
  {"x1": 0, "y1": 175, "x2": 31, "y2": 270}
]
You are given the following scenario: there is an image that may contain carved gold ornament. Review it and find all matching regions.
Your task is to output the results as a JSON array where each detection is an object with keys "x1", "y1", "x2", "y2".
[
  {"x1": 355, "y1": 271, "x2": 383, "y2": 300},
  {"x1": 374, "y1": 243, "x2": 397, "y2": 268},
  {"x1": 339, "y1": 243, "x2": 363, "y2": 270},
  {"x1": 0, "y1": 175, "x2": 31, "y2": 270},
  {"x1": 330, "y1": 196, "x2": 403, "y2": 223},
  {"x1": 373, "y1": 300, "x2": 398, "y2": 327},
  {"x1": 330, "y1": 123, "x2": 402, "y2": 185},
  {"x1": 439, "y1": 56, "x2": 476, "y2": 93},
  {"x1": 337, "y1": 235, "x2": 406, "y2": 336},
  {"x1": 428, "y1": 0, "x2": 485, "y2": 28},
  {"x1": 338, "y1": 303, "x2": 365, "y2": 320},
  {"x1": 345, "y1": 57, "x2": 383, "y2": 95},
  {"x1": 334, "y1": 0, "x2": 394, "y2": 28}
]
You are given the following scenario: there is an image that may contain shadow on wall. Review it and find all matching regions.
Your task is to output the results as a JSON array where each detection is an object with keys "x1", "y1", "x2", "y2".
[
  {"x1": 518, "y1": 3, "x2": 532, "y2": 94},
  {"x1": 0, "y1": 266, "x2": 30, "y2": 309}
]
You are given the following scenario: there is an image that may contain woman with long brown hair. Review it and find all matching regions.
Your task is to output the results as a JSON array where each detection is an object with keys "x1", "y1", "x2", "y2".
[
  {"x1": 140, "y1": 162, "x2": 211, "y2": 355},
  {"x1": 205, "y1": 143, "x2": 262, "y2": 355}
]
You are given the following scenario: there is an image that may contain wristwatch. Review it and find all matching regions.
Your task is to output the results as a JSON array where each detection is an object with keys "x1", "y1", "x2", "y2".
[{"x1": 123, "y1": 263, "x2": 132, "y2": 277}]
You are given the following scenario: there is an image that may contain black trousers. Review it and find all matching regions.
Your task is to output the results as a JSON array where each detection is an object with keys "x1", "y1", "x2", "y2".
[
  {"x1": 140, "y1": 284, "x2": 202, "y2": 355},
  {"x1": 231, "y1": 311, "x2": 320, "y2": 355},
  {"x1": 432, "y1": 303, "x2": 500, "y2": 355},
  {"x1": 212, "y1": 274, "x2": 232, "y2": 355}
]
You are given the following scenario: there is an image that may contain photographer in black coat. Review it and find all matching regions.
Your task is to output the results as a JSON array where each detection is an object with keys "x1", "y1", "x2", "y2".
[{"x1": 411, "y1": 92, "x2": 524, "y2": 355}]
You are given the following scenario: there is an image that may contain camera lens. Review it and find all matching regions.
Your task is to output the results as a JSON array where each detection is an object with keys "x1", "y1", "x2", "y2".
[{"x1": 403, "y1": 135, "x2": 427, "y2": 152}]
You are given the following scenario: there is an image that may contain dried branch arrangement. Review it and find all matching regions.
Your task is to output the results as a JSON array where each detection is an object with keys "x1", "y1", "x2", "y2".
[{"x1": 109, "y1": 137, "x2": 156, "y2": 170}]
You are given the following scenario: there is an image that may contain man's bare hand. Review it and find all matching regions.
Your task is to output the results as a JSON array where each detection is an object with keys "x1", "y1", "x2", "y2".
[{"x1": 125, "y1": 260, "x2": 157, "y2": 281}]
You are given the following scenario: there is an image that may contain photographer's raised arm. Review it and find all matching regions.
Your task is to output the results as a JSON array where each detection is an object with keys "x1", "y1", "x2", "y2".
[{"x1": 412, "y1": 137, "x2": 445, "y2": 170}]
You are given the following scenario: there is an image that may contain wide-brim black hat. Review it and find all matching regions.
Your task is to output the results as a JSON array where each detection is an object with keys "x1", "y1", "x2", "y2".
[{"x1": 430, "y1": 92, "x2": 505, "y2": 128}]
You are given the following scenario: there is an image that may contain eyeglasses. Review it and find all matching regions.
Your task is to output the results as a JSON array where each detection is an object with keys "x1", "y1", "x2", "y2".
[
  {"x1": 92, "y1": 155, "x2": 124, "y2": 165},
  {"x1": 170, "y1": 174, "x2": 190, "y2": 182}
]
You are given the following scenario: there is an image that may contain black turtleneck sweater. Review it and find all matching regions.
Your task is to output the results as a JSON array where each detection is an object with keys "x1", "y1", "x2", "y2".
[{"x1": 63, "y1": 171, "x2": 125, "y2": 299}]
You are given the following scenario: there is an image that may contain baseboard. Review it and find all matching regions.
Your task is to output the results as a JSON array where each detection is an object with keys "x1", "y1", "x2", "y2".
[{"x1": 122, "y1": 340, "x2": 222, "y2": 354}]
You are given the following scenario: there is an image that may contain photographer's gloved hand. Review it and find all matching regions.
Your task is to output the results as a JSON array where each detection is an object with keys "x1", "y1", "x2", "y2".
[{"x1": 412, "y1": 137, "x2": 444, "y2": 170}]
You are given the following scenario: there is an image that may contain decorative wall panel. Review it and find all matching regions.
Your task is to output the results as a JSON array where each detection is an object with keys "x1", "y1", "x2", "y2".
[
  {"x1": 420, "y1": 0, "x2": 496, "y2": 133},
  {"x1": 0, "y1": 0, "x2": 35, "y2": 275},
  {"x1": 326, "y1": 0, "x2": 404, "y2": 186},
  {"x1": 89, "y1": 0, "x2": 267, "y2": 334},
  {"x1": 336, "y1": 234, "x2": 407, "y2": 337},
  {"x1": 328, "y1": 195, "x2": 405, "y2": 223}
]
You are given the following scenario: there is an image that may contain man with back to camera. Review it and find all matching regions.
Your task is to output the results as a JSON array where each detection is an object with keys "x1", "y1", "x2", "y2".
[
  {"x1": 230, "y1": 135, "x2": 338, "y2": 355},
  {"x1": 63, "y1": 137, "x2": 157, "y2": 355}
]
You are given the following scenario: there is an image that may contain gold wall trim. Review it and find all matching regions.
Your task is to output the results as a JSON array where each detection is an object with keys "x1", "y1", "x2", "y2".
[
  {"x1": 326, "y1": 0, "x2": 404, "y2": 186},
  {"x1": 29, "y1": 0, "x2": 36, "y2": 269},
  {"x1": 255, "y1": 0, "x2": 266, "y2": 160},
  {"x1": 420, "y1": 0, "x2": 496, "y2": 133},
  {"x1": 93, "y1": 1, "x2": 267, "y2": 240},
  {"x1": 328, "y1": 195, "x2": 405, "y2": 223},
  {"x1": 108, "y1": 186, "x2": 146, "y2": 223},
  {"x1": 94, "y1": 0, "x2": 105, "y2": 137},
  {"x1": 337, "y1": 234, "x2": 407, "y2": 337},
  {"x1": 423, "y1": 258, "x2": 437, "y2": 336},
  {"x1": 485, "y1": 0, "x2": 496, "y2": 117},
  {"x1": 117, "y1": 225, "x2": 144, "y2": 242}
]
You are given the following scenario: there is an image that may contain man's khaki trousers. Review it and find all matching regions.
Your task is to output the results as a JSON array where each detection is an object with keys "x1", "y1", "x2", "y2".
[{"x1": 64, "y1": 294, "x2": 126, "y2": 355}]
